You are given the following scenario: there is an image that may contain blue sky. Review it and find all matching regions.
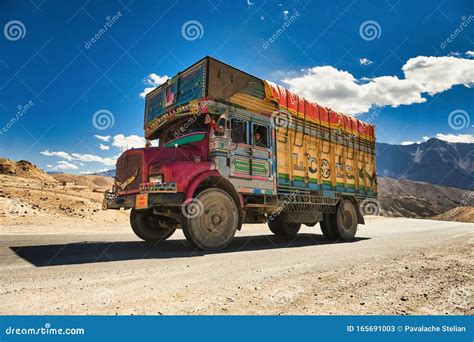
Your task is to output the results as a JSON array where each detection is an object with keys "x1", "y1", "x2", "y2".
[{"x1": 0, "y1": 0, "x2": 473, "y2": 174}]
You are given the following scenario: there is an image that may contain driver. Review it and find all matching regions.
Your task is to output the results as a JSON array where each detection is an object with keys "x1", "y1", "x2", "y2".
[{"x1": 254, "y1": 131, "x2": 265, "y2": 147}]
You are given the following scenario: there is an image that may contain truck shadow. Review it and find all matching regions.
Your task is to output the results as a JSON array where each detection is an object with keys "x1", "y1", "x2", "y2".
[{"x1": 10, "y1": 234, "x2": 369, "y2": 267}]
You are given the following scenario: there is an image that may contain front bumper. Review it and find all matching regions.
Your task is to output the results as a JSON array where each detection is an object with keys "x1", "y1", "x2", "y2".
[{"x1": 102, "y1": 191, "x2": 183, "y2": 210}]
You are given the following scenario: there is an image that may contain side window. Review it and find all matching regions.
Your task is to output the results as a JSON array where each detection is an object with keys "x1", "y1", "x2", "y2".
[
  {"x1": 231, "y1": 118, "x2": 248, "y2": 144},
  {"x1": 252, "y1": 124, "x2": 269, "y2": 148}
]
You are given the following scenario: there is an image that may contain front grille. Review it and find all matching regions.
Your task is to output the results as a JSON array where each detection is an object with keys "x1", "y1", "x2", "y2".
[{"x1": 115, "y1": 152, "x2": 143, "y2": 192}]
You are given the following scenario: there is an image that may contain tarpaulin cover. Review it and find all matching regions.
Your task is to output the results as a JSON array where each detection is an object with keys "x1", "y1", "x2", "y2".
[{"x1": 263, "y1": 80, "x2": 375, "y2": 140}]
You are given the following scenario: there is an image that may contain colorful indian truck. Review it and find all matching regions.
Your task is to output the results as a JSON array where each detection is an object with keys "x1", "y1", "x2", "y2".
[{"x1": 103, "y1": 56, "x2": 377, "y2": 250}]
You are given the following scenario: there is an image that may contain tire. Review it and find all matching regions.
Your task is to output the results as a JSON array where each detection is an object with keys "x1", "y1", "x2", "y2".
[
  {"x1": 268, "y1": 216, "x2": 301, "y2": 237},
  {"x1": 130, "y1": 209, "x2": 176, "y2": 243},
  {"x1": 320, "y1": 212, "x2": 340, "y2": 240},
  {"x1": 181, "y1": 188, "x2": 239, "y2": 251},
  {"x1": 320, "y1": 199, "x2": 358, "y2": 241}
]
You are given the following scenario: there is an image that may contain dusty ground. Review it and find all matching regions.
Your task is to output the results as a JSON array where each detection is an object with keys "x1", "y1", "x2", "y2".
[
  {"x1": 0, "y1": 174, "x2": 128, "y2": 225},
  {"x1": 1, "y1": 217, "x2": 472, "y2": 315}
]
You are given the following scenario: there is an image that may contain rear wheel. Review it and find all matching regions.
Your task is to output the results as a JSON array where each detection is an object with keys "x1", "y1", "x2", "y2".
[
  {"x1": 130, "y1": 209, "x2": 176, "y2": 243},
  {"x1": 268, "y1": 216, "x2": 301, "y2": 237},
  {"x1": 181, "y1": 188, "x2": 239, "y2": 251},
  {"x1": 320, "y1": 199, "x2": 358, "y2": 241}
]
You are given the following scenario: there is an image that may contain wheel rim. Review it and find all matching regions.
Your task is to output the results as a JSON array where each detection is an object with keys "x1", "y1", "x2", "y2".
[
  {"x1": 337, "y1": 201, "x2": 357, "y2": 239},
  {"x1": 186, "y1": 190, "x2": 238, "y2": 249}
]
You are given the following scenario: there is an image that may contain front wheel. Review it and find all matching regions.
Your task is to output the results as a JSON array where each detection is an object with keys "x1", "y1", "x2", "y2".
[
  {"x1": 181, "y1": 188, "x2": 239, "y2": 251},
  {"x1": 130, "y1": 209, "x2": 176, "y2": 243},
  {"x1": 320, "y1": 199, "x2": 358, "y2": 241}
]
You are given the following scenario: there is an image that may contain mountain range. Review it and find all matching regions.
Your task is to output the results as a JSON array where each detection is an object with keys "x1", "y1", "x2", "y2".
[
  {"x1": 92, "y1": 169, "x2": 116, "y2": 177},
  {"x1": 376, "y1": 138, "x2": 473, "y2": 191}
]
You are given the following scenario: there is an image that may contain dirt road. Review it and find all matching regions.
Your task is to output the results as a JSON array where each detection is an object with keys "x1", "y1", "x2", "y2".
[{"x1": 0, "y1": 217, "x2": 472, "y2": 315}]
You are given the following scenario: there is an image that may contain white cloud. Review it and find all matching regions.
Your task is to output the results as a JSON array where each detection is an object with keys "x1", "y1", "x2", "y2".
[
  {"x1": 47, "y1": 161, "x2": 79, "y2": 171},
  {"x1": 466, "y1": 51, "x2": 474, "y2": 57},
  {"x1": 282, "y1": 66, "x2": 425, "y2": 114},
  {"x1": 94, "y1": 135, "x2": 110, "y2": 142},
  {"x1": 41, "y1": 150, "x2": 74, "y2": 161},
  {"x1": 41, "y1": 150, "x2": 117, "y2": 166},
  {"x1": 402, "y1": 55, "x2": 474, "y2": 95},
  {"x1": 80, "y1": 168, "x2": 109, "y2": 175},
  {"x1": 40, "y1": 134, "x2": 158, "y2": 171},
  {"x1": 140, "y1": 73, "x2": 170, "y2": 98},
  {"x1": 112, "y1": 134, "x2": 147, "y2": 150},
  {"x1": 401, "y1": 141, "x2": 416, "y2": 145},
  {"x1": 359, "y1": 57, "x2": 373, "y2": 66},
  {"x1": 281, "y1": 55, "x2": 474, "y2": 115},
  {"x1": 435, "y1": 133, "x2": 474, "y2": 143},
  {"x1": 422, "y1": 136, "x2": 430, "y2": 141}
]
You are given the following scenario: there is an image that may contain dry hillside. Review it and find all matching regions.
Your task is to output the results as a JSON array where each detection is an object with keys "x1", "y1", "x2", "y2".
[
  {"x1": 52, "y1": 173, "x2": 114, "y2": 189},
  {"x1": 0, "y1": 159, "x2": 127, "y2": 226},
  {"x1": 377, "y1": 177, "x2": 474, "y2": 220},
  {"x1": 432, "y1": 207, "x2": 474, "y2": 223},
  {"x1": 0, "y1": 158, "x2": 56, "y2": 183}
]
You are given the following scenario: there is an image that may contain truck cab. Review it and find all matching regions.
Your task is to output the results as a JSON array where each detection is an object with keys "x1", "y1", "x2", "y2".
[{"x1": 103, "y1": 57, "x2": 377, "y2": 250}]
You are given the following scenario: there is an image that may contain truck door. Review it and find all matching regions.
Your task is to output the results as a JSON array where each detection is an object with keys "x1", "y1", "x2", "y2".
[{"x1": 229, "y1": 116, "x2": 275, "y2": 195}]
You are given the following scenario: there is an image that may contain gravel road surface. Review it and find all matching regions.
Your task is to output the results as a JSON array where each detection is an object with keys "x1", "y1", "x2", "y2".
[{"x1": 1, "y1": 217, "x2": 472, "y2": 315}]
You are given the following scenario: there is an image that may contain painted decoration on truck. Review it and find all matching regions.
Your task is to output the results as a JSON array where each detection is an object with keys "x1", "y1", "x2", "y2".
[
  {"x1": 163, "y1": 76, "x2": 178, "y2": 108},
  {"x1": 145, "y1": 60, "x2": 207, "y2": 129},
  {"x1": 145, "y1": 88, "x2": 164, "y2": 123},
  {"x1": 321, "y1": 159, "x2": 331, "y2": 179},
  {"x1": 176, "y1": 62, "x2": 206, "y2": 106}
]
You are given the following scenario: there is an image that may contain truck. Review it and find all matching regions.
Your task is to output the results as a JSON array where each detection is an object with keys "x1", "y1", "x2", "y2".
[{"x1": 103, "y1": 56, "x2": 377, "y2": 251}]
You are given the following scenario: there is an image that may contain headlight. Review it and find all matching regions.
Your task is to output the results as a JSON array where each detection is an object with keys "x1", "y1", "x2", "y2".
[{"x1": 149, "y1": 174, "x2": 163, "y2": 184}]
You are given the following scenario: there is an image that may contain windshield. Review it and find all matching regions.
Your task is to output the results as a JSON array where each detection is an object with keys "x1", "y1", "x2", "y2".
[
  {"x1": 165, "y1": 131, "x2": 206, "y2": 147},
  {"x1": 158, "y1": 116, "x2": 209, "y2": 146}
]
